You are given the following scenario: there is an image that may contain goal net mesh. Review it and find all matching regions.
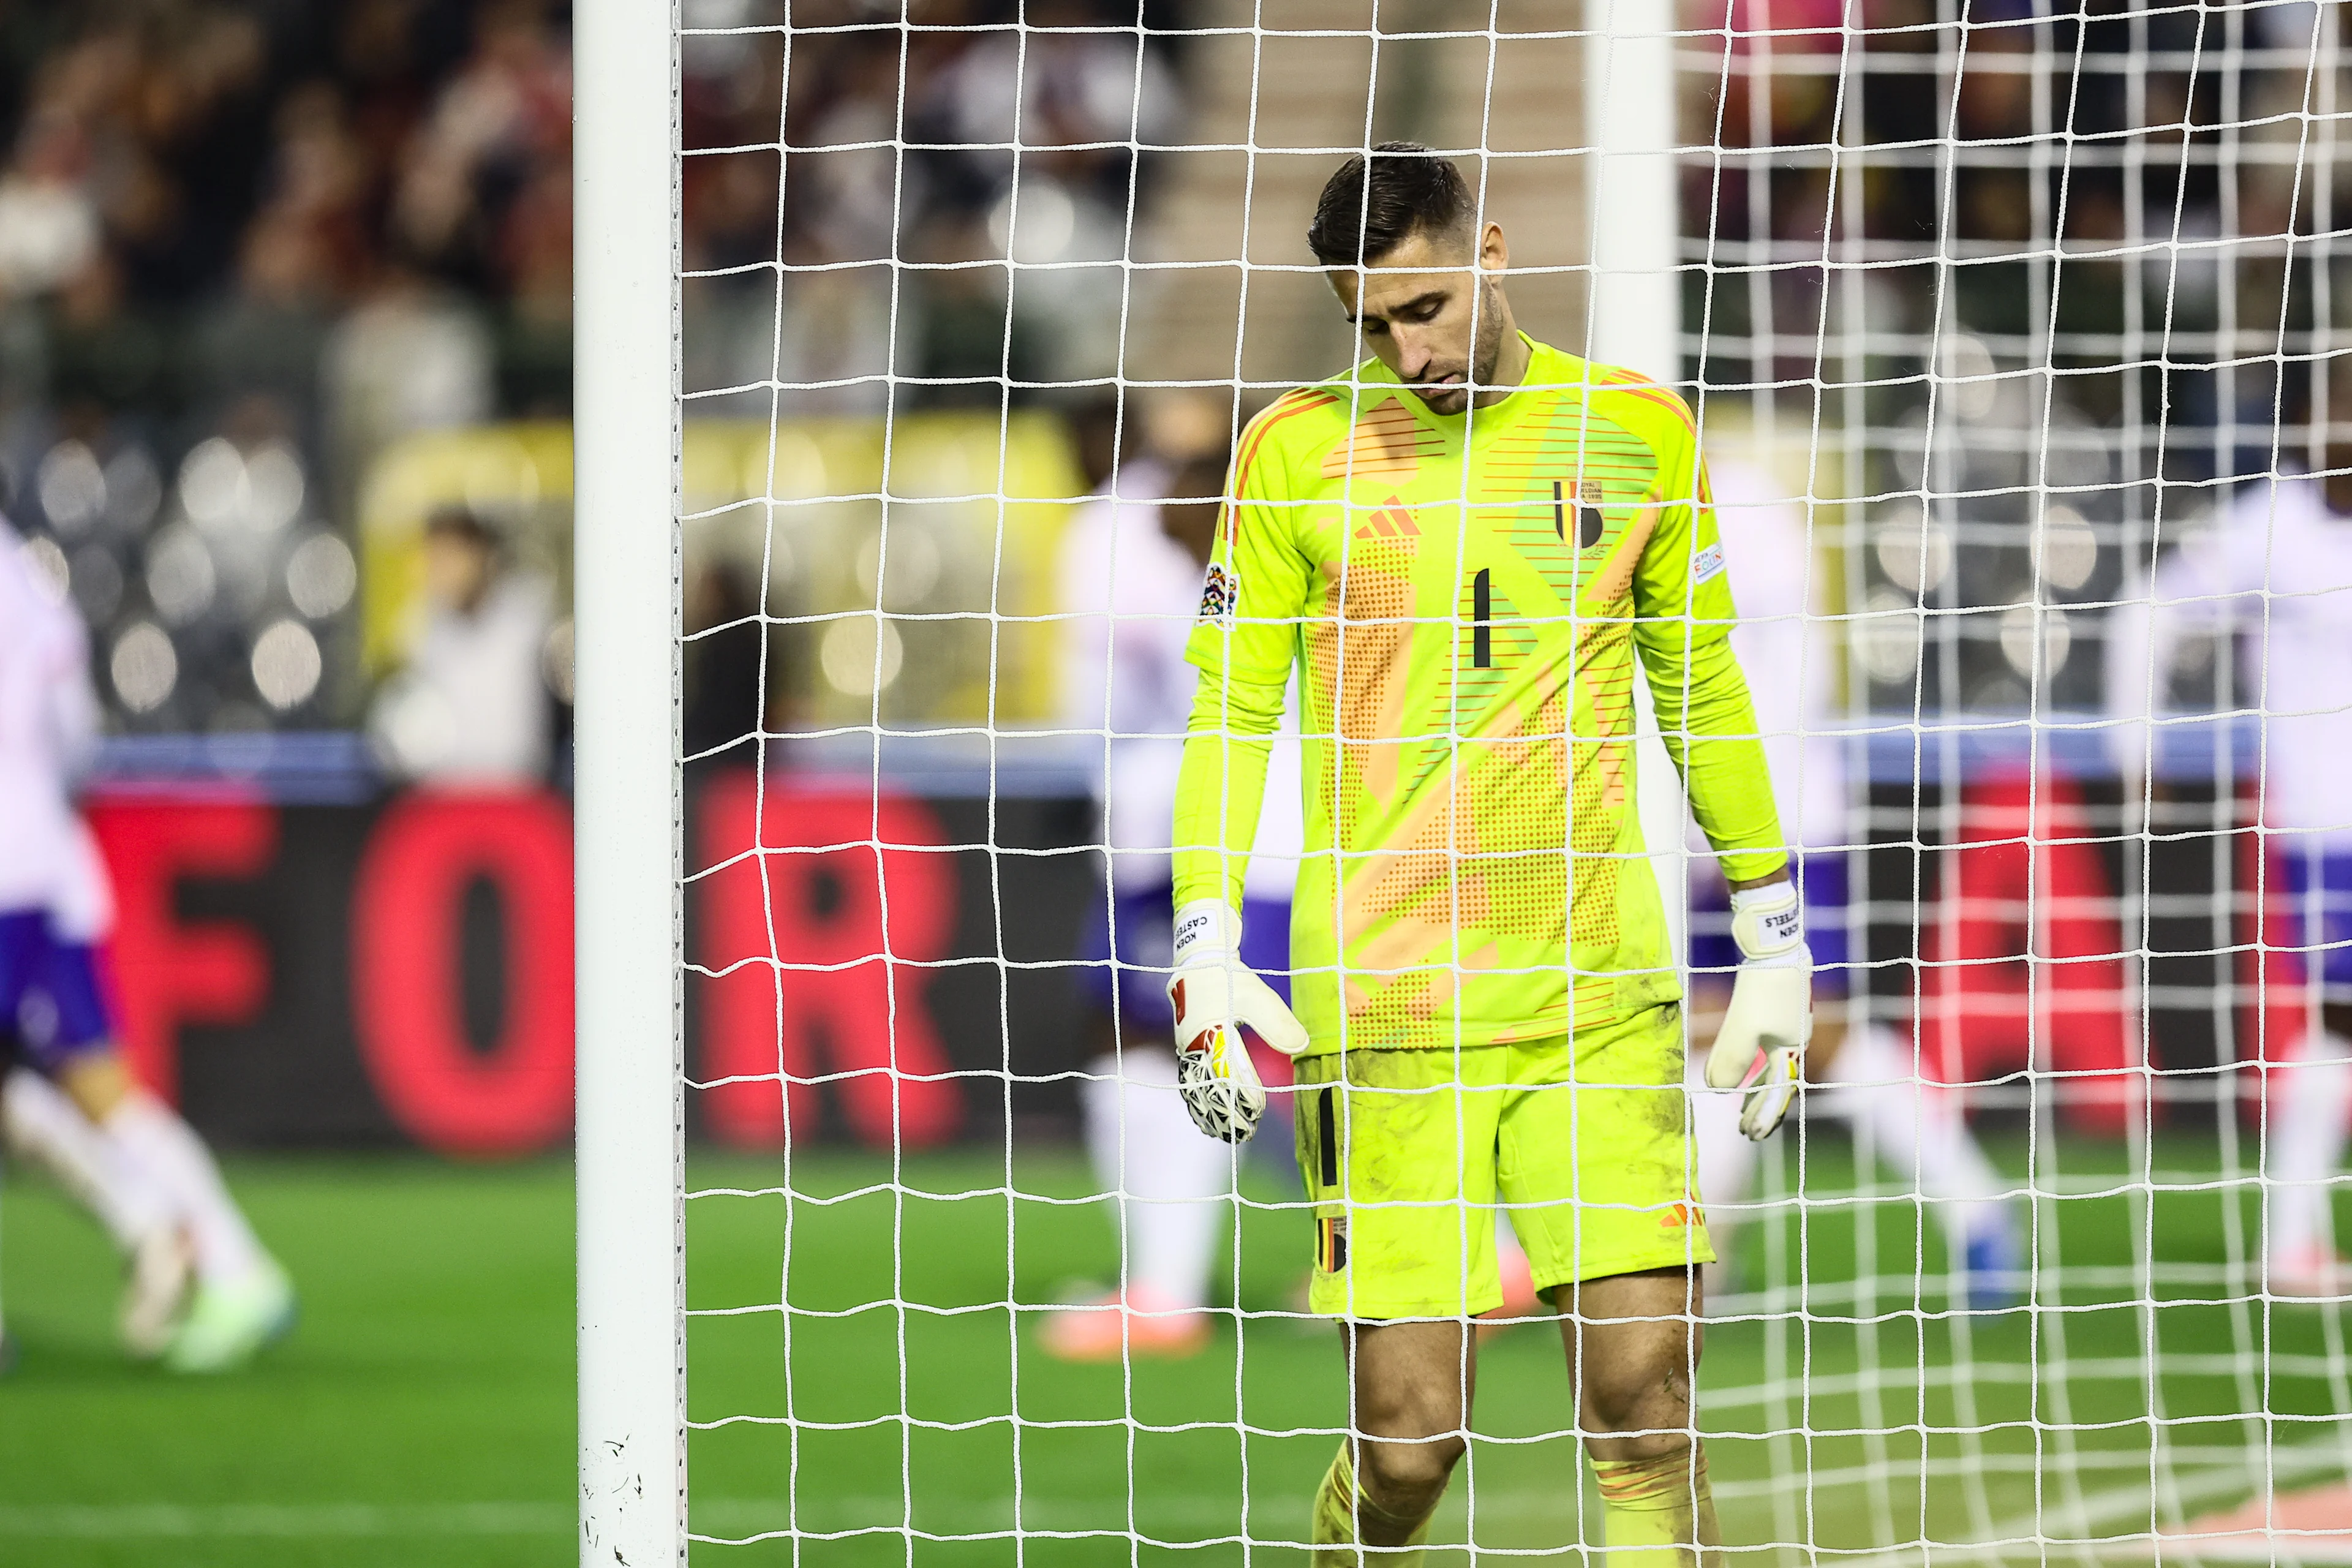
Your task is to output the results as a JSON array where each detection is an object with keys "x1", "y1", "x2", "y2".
[{"x1": 669, "y1": 2, "x2": 2352, "y2": 1560}]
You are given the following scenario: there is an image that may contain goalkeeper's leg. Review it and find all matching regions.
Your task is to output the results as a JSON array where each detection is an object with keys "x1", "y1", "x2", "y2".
[
  {"x1": 1314, "y1": 1319, "x2": 1468, "y2": 1565},
  {"x1": 1561, "y1": 1266, "x2": 1722, "y2": 1568}
]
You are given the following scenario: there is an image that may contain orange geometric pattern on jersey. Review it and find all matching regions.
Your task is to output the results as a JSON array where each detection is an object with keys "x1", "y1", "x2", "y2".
[
  {"x1": 1175, "y1": 337, "x2": 1787, "y2": 1055},
  {"x1": 1310, "y1": 546, "x2": 1502, "y2": 1042},
  {"x1": 1321, "y1": 394, "x2": 1446, "y2": 482},
  {"x1": 1305, "y1": 379, "x2": 1681, "y2": 1043},
  {"x1": 1308, "y1": 545, "x2": 1416, "y2": 805}
]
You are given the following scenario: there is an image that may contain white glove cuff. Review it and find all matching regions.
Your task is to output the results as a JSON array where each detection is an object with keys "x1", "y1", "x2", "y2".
[
  {"x1": 1172, "y1": 899, "x2": 1242, "y2": 969},
  {"x1": 1730, "y1": 881, "x2": 1804, "y2": 965}
]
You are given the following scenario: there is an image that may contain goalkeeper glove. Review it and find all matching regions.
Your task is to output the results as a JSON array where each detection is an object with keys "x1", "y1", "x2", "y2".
[
  {"x1": 1164, "y1": 899, "x2": 1309, "y2": 1143},
  {"x1": 1703, "y1": 879, "x2": 1814, "y2": 1141}
]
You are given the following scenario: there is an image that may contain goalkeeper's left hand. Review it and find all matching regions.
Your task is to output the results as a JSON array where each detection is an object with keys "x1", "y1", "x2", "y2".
[
  {"x1": 1703, "y1": 878, "x2": 1814, "y2": 1141},
  {"x1": 1165, "y1": 900, "x2": 1309, "y2": 1144}
]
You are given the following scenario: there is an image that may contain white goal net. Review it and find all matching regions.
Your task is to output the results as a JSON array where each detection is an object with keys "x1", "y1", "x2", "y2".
[{"x1": 574, "y1": 2, "x2": 2352, "y2": 1563}]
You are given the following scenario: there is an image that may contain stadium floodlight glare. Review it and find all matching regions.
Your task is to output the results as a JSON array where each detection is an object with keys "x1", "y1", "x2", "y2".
[{"x1": 581, "y1": 3, "x2": 2352, "y2": 1561}]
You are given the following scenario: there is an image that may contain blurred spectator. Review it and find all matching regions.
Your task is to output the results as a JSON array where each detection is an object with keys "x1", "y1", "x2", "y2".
[
  {"x1": 320, "y1": 258, "x2": 494, "y2": 517},
  {"x1": 391, "y1": 1, "x2": 570, "y2": 295},
  {"x1": 741, "y1": 2, "x2": 1191, "y2": 414},
  {"x1": 0, "y1": 0, "x2": 1207, "y2": 737},
  {"x1": 683, "y1": 559, "x2": 779, "y2": 763},
  {"x1": 925, "y1": 0, "x2": 1178, "y2": 217},
  {"x1": 1686, "y1": 0, "x2": 2352, "y2": 718},
  {"x1": 0, "y1": 113, "x2": 100, "y2": 298},
  {"x1": 186, "y1": 213, "x2": 332, "y2": 444},
  {"x1": 369, "y1": 505, "x2": 553, "y2": 784},
  {"x1": 0, "y1": 2, "x2": 581, "y2": 738}
]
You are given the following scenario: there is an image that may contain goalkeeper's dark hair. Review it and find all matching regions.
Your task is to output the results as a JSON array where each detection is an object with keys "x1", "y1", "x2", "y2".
[{"x1": 1308, "y1": 143, "x2": 1475, "y2": 267}]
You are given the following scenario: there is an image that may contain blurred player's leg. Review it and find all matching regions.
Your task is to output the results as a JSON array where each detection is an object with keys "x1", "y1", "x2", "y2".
[
  {"x1": 2263, "y1": 845, "x2": 2352, "y2": 1296},
  {"x1": 1046, "y1": 1047, "x2": 1219, "y2": 1357},
  {"x1": 57, "y1": 1054, "x2": 293, "y2": 1372},
  {"x1": 2263, "y1": 1025, "x2": 2351, "y2": 1295},
  {"x1": 1823, "y1": 1023, "x2": 2019, "y2": 1304},
  {"x1": 2, "y1": 1065, "x2": 192, "y2": 1356},
  {"x1": 23, "y1": 925, "x2": 292, "y2": 1370},
  {"x1": 4, "y1": 1066, "x2": 157, "y2": 1249},
  {"x1": 0, "y1": 1185, "x2": 10, "y2": 1376},
  {"x1": 1045, "y1": 888, "x2": 1308, "y2": 1360},
  {"x1": 1482, "y1": 1211, "x2": 1541, "y2": 1335},
  {"x1": 1042, "y1": 884, "x2": 1215, "y2": 1360}
]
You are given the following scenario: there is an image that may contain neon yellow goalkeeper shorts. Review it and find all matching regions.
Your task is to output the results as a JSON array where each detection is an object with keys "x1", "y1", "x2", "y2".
[{"x1": 1290, "y1": 1003, "x2": 1713, "y2": 1319}]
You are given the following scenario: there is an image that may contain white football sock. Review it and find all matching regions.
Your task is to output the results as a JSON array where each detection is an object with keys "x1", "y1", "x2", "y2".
[
  {"x1": 1, "y1": 1068, "x2": 170, "y2": 1253},
  {"x1": 102, "y1": 1092, "x2": 271, "y2": 1287},
  {"x1": 2267, "y1": 1027, "x2": 2352, "y2": 1262},
  {"x1": 1081, "y1": 1049, "x2": 1229, "y2": 1311},
  {"x1": 1826, "y1": 1025, "x2": 2005, "y2": 1239}
]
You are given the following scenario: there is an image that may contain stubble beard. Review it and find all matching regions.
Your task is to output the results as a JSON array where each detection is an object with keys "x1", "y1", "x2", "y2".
[{"x1": 1409, "y1": 281, "x2": 1506, "y2": 417}]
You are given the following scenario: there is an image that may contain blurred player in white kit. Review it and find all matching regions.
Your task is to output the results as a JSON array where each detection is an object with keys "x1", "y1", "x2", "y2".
[
  {"x1": 1687, "y1": 458, "x2": 2020, "y2": 1303},
  {"x1": 1039, "y1": 427, "x2": 1312, "y2": 1360},
  {"x1": 2108, "y1": 379, "x2": 2352, "y2": 1297},
  {"x1": 0, "y1": 518, "x2": 294, "y2": 1371}
]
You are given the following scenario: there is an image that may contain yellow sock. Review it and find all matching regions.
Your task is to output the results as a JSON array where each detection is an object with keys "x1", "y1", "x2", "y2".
[
  {"x1": 1591, "y1": 1442, "x2": 1723, "y2": 1568},
  {"x1": 1310, "y1": 1442, "x2": 1437, "y2": 1567}
]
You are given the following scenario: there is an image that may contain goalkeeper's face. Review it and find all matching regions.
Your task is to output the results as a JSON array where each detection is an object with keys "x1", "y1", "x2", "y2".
[{"x1": 1330, "y1": 221, "x2": 1513, "y2": 417}]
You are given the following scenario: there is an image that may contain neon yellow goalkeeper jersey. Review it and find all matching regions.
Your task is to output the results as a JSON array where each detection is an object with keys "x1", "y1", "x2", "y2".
[{"x1": 1172, "y1": 335, "x2": 1788, "y2": 1055}]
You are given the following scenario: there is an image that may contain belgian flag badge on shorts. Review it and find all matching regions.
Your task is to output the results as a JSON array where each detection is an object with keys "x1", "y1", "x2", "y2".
[
  {"x1": 1316, "y1": 1215, "x2": 1348, "y2": 1275},
  {"x1": 1311, "y1": 1085, "x2": 1346, "y2": 1273}
]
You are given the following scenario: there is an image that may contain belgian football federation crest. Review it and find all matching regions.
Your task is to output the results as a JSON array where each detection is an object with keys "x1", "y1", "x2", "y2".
[
  {"x1": 1197, "y1": 561, "x2": 1237, "y2": 622},
  {"x1": 1555, "y1": 478, "x2": 1608, "y2": 548}
]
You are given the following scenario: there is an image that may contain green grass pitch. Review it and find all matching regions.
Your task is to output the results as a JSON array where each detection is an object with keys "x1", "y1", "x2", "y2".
[{"x1": 0, "y1": 1134, "x2": 2343, "y2": 1564}]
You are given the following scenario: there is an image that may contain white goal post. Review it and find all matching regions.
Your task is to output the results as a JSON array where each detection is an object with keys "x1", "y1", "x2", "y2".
[
  {"x1": 574, "y1": 1, "x2": 687, "y2": 1566},
  {"x1": 1586, "y1": 0, "x2": 1699, "y2": 960}
]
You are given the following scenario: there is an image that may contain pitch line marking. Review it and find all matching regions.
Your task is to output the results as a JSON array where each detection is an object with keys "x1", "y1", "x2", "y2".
[{"x1": 1834, "y1": 1441, "x2": 2351, "y2": 1568}]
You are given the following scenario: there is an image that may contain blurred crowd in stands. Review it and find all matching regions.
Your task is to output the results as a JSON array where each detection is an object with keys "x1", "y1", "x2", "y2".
[
  {"x1": 0, "y1": 0, "x2": 576, "y2": 742},
  {"x1": 0, "y1": 0, "x2": 1202, "y2": 752},
  {"x1": 682, "y1": 0, "x2": 1194, "y2": 419},
  {"x1": 1686, "y1": 0, "x2": 2348, "y2": 717},
  {"x1": 7, "y1": 0, "x2": 2345, "y2": 749}
]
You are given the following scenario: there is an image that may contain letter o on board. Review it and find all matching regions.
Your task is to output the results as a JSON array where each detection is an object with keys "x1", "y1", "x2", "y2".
[{"x1": 352, "y1": 791, "x2": 575, "y2": 1155}]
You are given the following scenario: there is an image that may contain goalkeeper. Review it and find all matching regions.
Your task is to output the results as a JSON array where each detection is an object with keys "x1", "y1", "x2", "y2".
[{"x1": 1167, "y1": 145, "x2": 1805, "y2": 1567}]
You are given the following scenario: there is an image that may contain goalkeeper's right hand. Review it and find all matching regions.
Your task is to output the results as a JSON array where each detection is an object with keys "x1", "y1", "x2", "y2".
[{"x1": 1165, "y1": 900, "x2": 1309, "y2": 1144}]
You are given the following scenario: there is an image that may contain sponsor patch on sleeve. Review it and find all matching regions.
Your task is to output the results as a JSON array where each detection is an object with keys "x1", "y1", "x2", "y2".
[
  {"x1": 1197, "y1": 560, "x2": 1237, "y2": 622},
  {"x1": 1691, "y1": 541, "x2": 1727, "y2": 586}
]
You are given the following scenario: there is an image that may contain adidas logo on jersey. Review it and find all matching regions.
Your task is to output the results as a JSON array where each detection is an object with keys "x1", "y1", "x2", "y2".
[{"x1": 1353, "y1": 496, "x2": 1419, "y2": 539}]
